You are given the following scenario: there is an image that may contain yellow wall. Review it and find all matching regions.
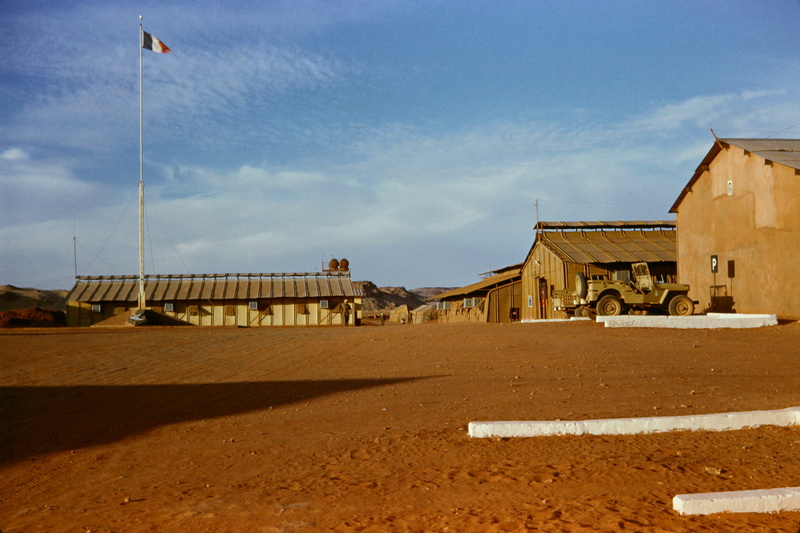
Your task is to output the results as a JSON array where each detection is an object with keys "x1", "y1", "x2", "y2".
[
  {"x1": 521, "y1": 244, "x2": 570, "y2": 320},
  {"x1": 486, "y1": 281, "x2": 522, "y2": 323},
  {"x1": 520, "y1": 241, "x2": 611, "y2": 320},
  {"x1": 66, "y1": 298, "x2": 361, "y2": 327},
  {"x1": 436, "y1": 298, "x2": 486, "y2": 323}
]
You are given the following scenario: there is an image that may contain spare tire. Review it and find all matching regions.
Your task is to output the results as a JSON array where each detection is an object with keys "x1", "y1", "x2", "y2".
[{"x1": 575, "y1": 272, "x2": 588, "y2": 299}]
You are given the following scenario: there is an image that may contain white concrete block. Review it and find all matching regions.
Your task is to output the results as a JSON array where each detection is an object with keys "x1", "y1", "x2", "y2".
[
  {"x1": 520, "y1": 317, "x2": 592, "y2": 324},
  {"x1": 597, "y1": 313, "x2": 778, "y2": 329},
  {"x1": 706, "y1": 313, "x2": 779, "y2": 328},
  {"x1": 673, "y1": 486, "x2": 800, "y2": 515},
  {"x1": 468, "y1": 406, "x2": 800, "y2": 438}
]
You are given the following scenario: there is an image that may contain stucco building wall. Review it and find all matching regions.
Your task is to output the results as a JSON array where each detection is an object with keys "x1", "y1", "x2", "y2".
[{"x1": 673, "y1": 143, "x2": 800, "y2": 318}]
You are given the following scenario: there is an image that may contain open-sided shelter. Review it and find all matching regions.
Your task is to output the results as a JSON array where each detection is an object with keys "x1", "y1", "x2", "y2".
[
  {"x1": 410, "y1": 304, "x2": 437, "y2": 324},
  {"x1": 66, "y1": 271, "x2": 362, "y2": 327},
  {"x1": 670, "y1": 138, "x2": 800, "y2": 318},
  {"x1": 520, "y1": 221, "x2": 678, "y2": 320},
  {"x1": 389, "y1": 304, "x2": 411, "y2": 324}
]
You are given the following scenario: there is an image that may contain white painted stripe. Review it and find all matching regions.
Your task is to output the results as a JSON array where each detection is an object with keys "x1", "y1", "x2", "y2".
[
  {"x1": 520, "y1": 317, "x2": 592, "y2": 323},
  {"x1": 596, "y1": 313, "x2": 778, "y2": 329},
  {"x1": 468, "y1": 406, "x2": 800, "y2": 438},
  {"x1": 673, "y1": 487, "x2": 800, "y2": 515}
]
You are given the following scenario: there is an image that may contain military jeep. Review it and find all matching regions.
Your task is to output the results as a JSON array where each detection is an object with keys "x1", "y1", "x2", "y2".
[{"x1": 571, "y1": 262, "x2": 694, "y2": 317}]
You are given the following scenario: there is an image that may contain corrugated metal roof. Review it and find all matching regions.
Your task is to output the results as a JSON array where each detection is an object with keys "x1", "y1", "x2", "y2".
[
  {"x1": 67, "y1": 272, "x2": 360, "y2": 303},
  {"x1": 536, "y1": 221, "x2": 675, "y2": 230},
  {"x1": 479, "y1": 263, "x2": 523, "y2": 277},
  {"x1": 542, "y1": 229, "x2": 676, "y2": 263},
  {"x1": 724, "y1": 138, "x2": 800, "y2": 170},
  {"x1": 432, "y1": 270, "x2": 520, "y2": 300}
]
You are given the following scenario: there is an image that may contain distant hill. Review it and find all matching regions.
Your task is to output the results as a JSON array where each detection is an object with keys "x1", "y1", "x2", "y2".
[
  {"x1": 409, "y1": 287, "x2": 454, "y2": 301},
  {"x1": 355, "y1": 282, "x2": 455, "y2": 312},
  {"x1": 0, "y1": 285, "x2": 68, "y2": 313}
]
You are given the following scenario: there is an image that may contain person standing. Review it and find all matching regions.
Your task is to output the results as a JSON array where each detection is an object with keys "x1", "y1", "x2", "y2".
[{"x1": 342, "y1": 299, "x2": 351, "y2": 326}]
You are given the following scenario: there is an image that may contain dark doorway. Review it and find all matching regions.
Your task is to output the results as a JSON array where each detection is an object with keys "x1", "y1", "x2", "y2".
[{"x1": 538, "y1": 278, "x2": 548, "y2": 319}]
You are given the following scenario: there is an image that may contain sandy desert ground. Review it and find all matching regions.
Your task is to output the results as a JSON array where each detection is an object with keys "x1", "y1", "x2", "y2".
[{"x1": 1, "y1": 320, "x2": 799, "y2": 532}]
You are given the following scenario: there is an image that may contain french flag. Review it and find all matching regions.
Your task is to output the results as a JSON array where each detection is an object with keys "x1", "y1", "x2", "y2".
[{"x1": 142, "y1": 30, "x2": 170, "y2": 53}]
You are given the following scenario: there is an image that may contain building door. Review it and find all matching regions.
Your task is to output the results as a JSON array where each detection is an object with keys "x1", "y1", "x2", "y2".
[{"x1": 538, "y1": 278, "x2": 548, "y2": 319}]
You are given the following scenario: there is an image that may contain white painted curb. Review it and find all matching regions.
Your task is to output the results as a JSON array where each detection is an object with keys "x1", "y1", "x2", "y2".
[
  {"x1": 520, "y1": 317, "x2": 592, "y2": 323},
  {"x1": 468, "y1": 406, "x2": 800, "y2": 438},
  {"x1": 597, "y1": 313, "x2": 778, "y2": 329},
  {"x1": 469, "y1": 407, "x2": 800, "y2": 517},
  {"x1": 673, "y1": 487, "x2": 800, "y2": 515}
]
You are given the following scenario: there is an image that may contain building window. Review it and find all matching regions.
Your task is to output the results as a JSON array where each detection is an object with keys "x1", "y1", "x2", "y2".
[
  {"x1": 91, "y1": 304, "x2": 102, "y2": 313},
  {"x1": 463, "y1": 297, "x2": 482, "y2": 309},
  {"x1": 164, "y1": 302, "x2": 174, "y2": 312}
]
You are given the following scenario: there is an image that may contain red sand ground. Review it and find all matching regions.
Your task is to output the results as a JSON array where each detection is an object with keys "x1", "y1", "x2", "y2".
[{"x1": 1, "y1": 321, "x2": 799, "y2": 532}]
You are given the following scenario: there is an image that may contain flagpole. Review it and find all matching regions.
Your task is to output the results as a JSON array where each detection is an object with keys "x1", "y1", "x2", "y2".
[{"x1": 138, "y1": 16, "x2": 146, "y2": 310}]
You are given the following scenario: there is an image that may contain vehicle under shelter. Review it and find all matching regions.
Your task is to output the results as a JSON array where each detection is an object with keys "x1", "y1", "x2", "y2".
[{"x1": 520, "y1": 221, "x2": 679, "y2": 320}]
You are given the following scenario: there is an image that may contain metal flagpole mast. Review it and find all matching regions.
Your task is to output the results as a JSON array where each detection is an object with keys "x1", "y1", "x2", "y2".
[{"x1": 138, "y1": 15, "x2": 146, "y2": 310}]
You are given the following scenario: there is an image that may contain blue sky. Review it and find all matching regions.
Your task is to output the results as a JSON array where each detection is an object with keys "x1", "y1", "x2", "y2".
[{"x1": 3, "y1": 1, "x2": 800, "y2": 290}]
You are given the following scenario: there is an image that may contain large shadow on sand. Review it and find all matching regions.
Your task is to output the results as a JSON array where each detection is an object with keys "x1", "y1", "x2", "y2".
[{"x1": 0, "y1": 377, "x2": 431, "y2": 465}]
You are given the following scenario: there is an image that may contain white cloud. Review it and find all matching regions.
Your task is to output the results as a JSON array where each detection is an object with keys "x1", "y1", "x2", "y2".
[
  {"x1": 1, "y1": 148, "x2": 29, "y2": 160},
  {"x1": 628, "y1": 89, "x2": 786, "y2": 134},
  {"x1": 0, "y1": 155, "x2": 101, "y2": 226},
  {"x1": 6, "y1": 58, "x2": 800, "y2": 287}
]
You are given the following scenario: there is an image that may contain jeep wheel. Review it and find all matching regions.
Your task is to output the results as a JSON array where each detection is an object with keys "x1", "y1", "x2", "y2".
[
  {"x1": 575, "y1": 272, "x2": 588, "y2": 299},
  {"x1": 596, "y1": 295, "x2": 624, "y2": 316},
  {"x1": 668, "y1": 295, "x2": 694, "y2": 316}
]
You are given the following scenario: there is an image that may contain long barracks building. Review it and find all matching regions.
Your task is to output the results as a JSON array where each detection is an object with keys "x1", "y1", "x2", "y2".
[{"x1": 66, "y1": 271, "x2": 362, "y2": 327}]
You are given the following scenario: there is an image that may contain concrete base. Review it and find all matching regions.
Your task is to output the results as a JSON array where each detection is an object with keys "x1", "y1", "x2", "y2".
[
  {"x1": 468, "y1": 406, "x2": 800, "y2": 438},
  {"x1": 597, "y1": 313, "x2": 778, "y2": 329},
  {"x1": 674, "y1": 487, "x2": 800, "y2": 515},
  {"x1": 520, "y1": 317, "x2": 592, "y2": 324}
]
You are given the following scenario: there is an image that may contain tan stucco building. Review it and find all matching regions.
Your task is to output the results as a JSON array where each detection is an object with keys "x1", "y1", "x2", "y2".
[
  {"x1": 669, "y1": 138, "x2": 800, "y2": 319},
  {"x1": 520, "y1": 221, "x2": 678, "y2": 320},
  {"x1": 66, "y1": 271, "x2": 362, "y2": 327}
]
